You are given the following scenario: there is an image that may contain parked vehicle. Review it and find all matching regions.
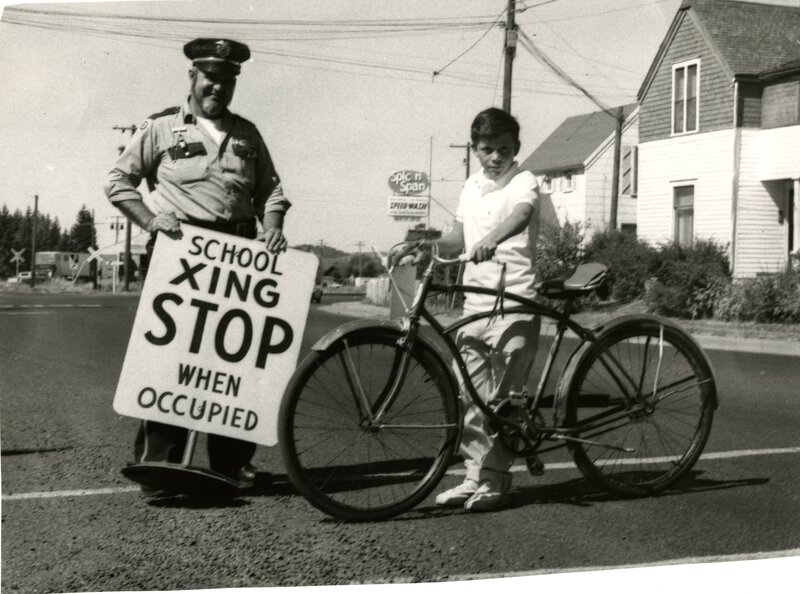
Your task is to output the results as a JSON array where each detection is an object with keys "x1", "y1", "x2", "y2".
[{"x1": 311, "y1": 285, "x2": 323, "y2": 303}]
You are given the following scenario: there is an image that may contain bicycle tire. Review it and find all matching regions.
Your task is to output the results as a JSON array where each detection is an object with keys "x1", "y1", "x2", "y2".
[
  {"x1": 564, "y1": 317, "x2": 716, "y2": 497},
  {"x1": 279, "y1": 328, "x2": 460, "y2": 522}
]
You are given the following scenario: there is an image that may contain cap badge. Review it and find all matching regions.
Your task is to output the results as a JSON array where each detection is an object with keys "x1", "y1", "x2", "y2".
[{"x1": 216, "y1": 40, "x2": 232, "y2": 58}]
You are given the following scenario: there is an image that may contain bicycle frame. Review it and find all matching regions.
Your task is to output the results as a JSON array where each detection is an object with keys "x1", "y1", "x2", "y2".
[{"x1": 380, "y1": 256, "x2": 667, "y2": 454}]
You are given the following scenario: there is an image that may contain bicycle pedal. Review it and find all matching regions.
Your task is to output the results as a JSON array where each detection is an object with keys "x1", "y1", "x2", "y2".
[{"x1": 524, "y1": 455, "x2": 545, "y2": 476}]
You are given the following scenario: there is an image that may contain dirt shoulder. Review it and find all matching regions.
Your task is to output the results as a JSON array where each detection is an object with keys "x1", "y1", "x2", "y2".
[{"x1": 319, "y1": 299, "x2": 800, "y2": 357}]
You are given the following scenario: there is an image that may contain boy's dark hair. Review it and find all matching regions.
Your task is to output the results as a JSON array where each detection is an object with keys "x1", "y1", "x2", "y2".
[{"x1": 470, "y1": 108, "x2": 520, "y2": 145}]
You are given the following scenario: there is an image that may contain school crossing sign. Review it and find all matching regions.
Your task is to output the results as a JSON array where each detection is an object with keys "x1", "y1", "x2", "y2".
[{"x1": 113, "y1": 225, "x2": 318, "y2": 446}]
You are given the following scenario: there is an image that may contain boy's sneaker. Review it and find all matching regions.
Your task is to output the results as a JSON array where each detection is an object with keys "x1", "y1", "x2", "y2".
[
  {"x1": 434, "y1": 479, "x2": 479, "y2": 507},
  {"x1": 463, "y1": 476, "x2": 511, "y2": 512}
]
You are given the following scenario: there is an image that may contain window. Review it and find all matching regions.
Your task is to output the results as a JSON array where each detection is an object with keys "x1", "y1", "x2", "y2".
[
  {"x1": 621, "y1": 145, "x2": 638, "y2": 196},
  {"x1": 674, "y1": 185, "x2": 694, "y2": 246},
  {"x1": 542, "y1": 176, "x2": 552, "y2": 193},
  {"x1": 673, "y1": 61, "x2": 699, "y2": 134},
  {"x1": 562, "y1": 172, "x2": 574, "y2": 192}
]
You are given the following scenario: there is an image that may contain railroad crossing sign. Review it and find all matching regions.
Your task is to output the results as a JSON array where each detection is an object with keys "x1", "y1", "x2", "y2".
[{"x1": 10, "y1": 248, "x2": 25, "y2": 277}]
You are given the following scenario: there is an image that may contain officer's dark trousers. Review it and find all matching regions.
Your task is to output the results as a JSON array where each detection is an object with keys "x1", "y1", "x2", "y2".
[{"x1": 134, "y1": 218, "x2": 259, "y2": 479}]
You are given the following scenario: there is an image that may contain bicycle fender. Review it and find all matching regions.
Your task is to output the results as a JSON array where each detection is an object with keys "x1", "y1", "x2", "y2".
[
  {"x1": 555, "y1": 315, "x2": 719, "y2": 424},
  {"x1": 593, "y1": 315, "x2": 718, "y2": 406},
  {"x1": 310, "y1": 318, "x2": 407, "y2": 351}
]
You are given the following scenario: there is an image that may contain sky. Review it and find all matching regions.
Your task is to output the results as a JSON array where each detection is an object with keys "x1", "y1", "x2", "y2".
[{"x1": 0, "y1": 0, "x2": 797, "y2": 254}]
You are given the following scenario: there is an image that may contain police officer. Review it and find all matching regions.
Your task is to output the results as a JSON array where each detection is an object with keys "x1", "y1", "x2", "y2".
[{"x1": 105, "y1": 38, "x2": 290, "y2": 497}]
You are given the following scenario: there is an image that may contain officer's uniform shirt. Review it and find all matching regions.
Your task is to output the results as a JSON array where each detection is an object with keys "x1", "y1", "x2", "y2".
[{"x1": 104, "y1": 101, "x2": 290, "y2": 223}]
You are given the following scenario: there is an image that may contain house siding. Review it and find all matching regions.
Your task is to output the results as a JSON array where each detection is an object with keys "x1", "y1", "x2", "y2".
[
  {"x1": 738, "y1": 80, "x2": 762, "y2": 128},
  {"x1": 758, "y1": 125, "x2": 800, "y2": 181},
  {"x1": 545, "y1": 171, "x2": 587, "y2": 230},
  {"x1": 735, "y1": 130, "x2": 788, "y2": 277},
  {"x1": 762, "y1": 80, "x2": 800, "y2": 129},
  {"x1": 639, "y1": 13, "x2": 733, "y2": 143},
  {"x1": 583, "y1": 117, "x2": 639, "y2": 238},
  {"x1": 637, "y1": 130, "x2": 734, "y2": 248}
]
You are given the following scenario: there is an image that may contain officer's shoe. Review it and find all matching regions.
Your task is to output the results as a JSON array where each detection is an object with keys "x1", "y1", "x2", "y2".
[
  {"x1": 463, "y1": 476, "x2": 511, "y2": 512},
  {"x1": 236, "y1": 463, "x2": 258, "y2": 489},
  {"x1": 434, "y1": 479, "x2": 479, "y2": 507}
]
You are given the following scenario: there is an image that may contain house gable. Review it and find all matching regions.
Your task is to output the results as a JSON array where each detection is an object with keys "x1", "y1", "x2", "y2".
[{"x1": 638, "y1": 7, "x2": 733, "y2": 143}]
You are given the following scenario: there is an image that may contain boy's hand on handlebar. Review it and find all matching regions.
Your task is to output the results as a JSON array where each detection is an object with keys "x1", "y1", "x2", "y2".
[
  {"x1": 388, "y1": 240, "x2": 431, "y2": 268},
  {"x1": 468, "y1": 238, "x2": 497, "y2": 263}
]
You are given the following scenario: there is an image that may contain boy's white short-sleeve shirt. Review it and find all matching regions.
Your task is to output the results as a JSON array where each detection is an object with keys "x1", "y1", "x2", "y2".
[{"x1": 456, "y1": 162, "x2": 539, "y2": 315}]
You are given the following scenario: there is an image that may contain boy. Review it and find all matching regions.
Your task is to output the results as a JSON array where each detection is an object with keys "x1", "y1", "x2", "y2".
[{"x1": 408, "y1": 107, "x2": 542, "y2": 512}]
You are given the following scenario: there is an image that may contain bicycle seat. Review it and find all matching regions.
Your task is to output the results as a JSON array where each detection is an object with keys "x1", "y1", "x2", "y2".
[{"x1": 535, "y1": 263, "x2": 609, "y2": 299}]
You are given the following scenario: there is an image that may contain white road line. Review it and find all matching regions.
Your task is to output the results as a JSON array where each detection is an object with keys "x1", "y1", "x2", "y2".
[
  {"x1": 433, "y1": 549, "x2": 800, "y2": 583},
  {"x1": 0, "y1": 304, "x2": 101, "y2": 309},
  {"x1": 4, "y1": 486, "x2": 141, "y2": 500},
  {"x1": 2, "y1": 446, "x2": 799, "y2": 502},
  {"x1": 448, "y1": 446, "x2": 800, "y2": 476}
]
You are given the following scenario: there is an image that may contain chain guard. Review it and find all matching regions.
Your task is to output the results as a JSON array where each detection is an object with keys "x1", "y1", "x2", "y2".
[{"x1": 490, "y1": 399, "x2": 545, "y2": 456}]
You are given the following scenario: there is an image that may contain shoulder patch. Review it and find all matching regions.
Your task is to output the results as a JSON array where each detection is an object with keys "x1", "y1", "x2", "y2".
[{"x1": 147, "y1": 106, "x2": 181, "y2": 121}]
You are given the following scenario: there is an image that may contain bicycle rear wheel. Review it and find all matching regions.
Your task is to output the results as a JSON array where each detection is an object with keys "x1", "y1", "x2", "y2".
[
  {"x1": 279, "y1": 329, "x2": 459, "y2": 521},
  {"x1": 564, "y1": 318, "x2": 716, "y2": 497}
]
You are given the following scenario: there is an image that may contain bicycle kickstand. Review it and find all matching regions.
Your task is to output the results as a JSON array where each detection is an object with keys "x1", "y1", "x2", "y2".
[{"x1": 524, "y1": 454, "x2": 545, "y2": 476}]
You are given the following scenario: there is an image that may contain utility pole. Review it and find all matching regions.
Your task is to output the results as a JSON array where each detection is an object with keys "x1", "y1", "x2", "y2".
[
  {"x1": 609, "y1": 106, "x2": 624, "y2": 231},
  {"x1": 30, "y1": 194, "x2": 38, "y2": 289},
  {"x1": 113, "y1": 124, "x2": 137, "y2": 291},
  {"x1": 428, "y1": 136, "x2": 433, "y2": 230},
  {"x1": 317, "y1": 240, "x2": 325, "y2": 282},
  {"x1": 355, "y1": 241, "x2": 365, "y2": 278},
  {"x1": 503, "y1": 0, "x2": 517, "y2": 113},
  {"x1": 91, "y1": 209, "x2": 98, "y2": 289},
  {"x1": 450, "y1": 143, "x2": 471, "y2": 180}
]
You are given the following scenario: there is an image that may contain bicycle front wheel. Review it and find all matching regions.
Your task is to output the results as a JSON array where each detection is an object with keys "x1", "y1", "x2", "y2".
[
  {"x1": 564, "y1": 317, "x2": 716, "y2": 497},
  {"x1": 279, "y1": 329, "x2": 459, "y2": 522}
]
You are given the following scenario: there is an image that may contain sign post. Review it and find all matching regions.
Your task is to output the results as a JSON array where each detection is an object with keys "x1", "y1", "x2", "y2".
[
  {"x1": 10, "y1": 248, "x2": 25, "y2": 278},
  {"x1": 114, "y1": 225, "x2": 318, "y2": 494}
]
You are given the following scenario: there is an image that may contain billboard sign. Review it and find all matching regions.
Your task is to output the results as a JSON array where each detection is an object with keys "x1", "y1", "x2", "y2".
[
  {"x1": 388, "y1": 170, "x2": 430, "y2": 196},
  {"x1": 388, "y1": 195, "x2": 429, "y2": 218},
  {"x1": 112, "y1": 224, "x2": 318, "y2": 446}
]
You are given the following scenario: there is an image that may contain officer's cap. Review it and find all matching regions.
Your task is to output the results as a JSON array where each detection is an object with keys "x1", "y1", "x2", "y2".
[{"x1": 184, "y1": 38, "x2": 250, "y2": 76}]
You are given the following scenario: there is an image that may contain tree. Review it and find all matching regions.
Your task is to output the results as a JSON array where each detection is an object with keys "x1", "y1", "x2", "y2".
[{"x1": 65, "y1": 205, "x2": 96, "y2": 252}]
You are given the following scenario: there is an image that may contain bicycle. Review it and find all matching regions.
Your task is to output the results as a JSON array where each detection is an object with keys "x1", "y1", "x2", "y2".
[{"x1": 279, "y1": 243, "x2": 718, "y2": 522}]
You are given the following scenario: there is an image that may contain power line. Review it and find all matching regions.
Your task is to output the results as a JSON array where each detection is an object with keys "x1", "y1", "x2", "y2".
[{"x1": 517, "y1": 27, "x2": 615, "y2": 116}]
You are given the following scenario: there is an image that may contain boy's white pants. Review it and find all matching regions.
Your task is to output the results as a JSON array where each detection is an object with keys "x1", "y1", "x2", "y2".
[{"x1": 455, "y1": 313, "x2": 541, "y2": 484}]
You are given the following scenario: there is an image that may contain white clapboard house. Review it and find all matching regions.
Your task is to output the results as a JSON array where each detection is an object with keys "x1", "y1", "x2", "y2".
[
  {"x1": 636, "y1": 0, "x2": 800, "y2": 277},
  {"x1": 520, "y1": 104, "x2": 639, "y2": 241}
]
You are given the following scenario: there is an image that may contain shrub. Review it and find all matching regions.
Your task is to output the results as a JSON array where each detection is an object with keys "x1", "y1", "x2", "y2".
[
  {"x1": 535, "y1": 220, "x2": 584, "y2": 283},
  {"x1": 581, "y1": 229, "x2": 657, "y2": 303},
  {"x1": 645, "y1": 239, "x2": 731, "y2": 319},
  {"x1": 716, "y1": 269, "x2": 800, "y2": 323}
]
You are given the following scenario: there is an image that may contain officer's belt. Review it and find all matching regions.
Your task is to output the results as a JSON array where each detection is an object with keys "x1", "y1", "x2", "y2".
[{"x1": 188, "y1": 218, "x2": 257, "y2": 239}]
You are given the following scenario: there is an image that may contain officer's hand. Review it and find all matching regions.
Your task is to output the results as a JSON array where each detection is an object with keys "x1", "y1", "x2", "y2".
[
  {"x1": 146, "y1": 213, "x2": 180, "y2": 234},
  {"x1": 263, "y1": 227, "x2": 288, "y2": 253}
]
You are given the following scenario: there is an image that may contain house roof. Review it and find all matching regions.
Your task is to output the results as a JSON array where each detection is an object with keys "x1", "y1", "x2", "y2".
[
  {"x1": 689, "y1": 0, "x2": 800, "y2": 76},
  {"x1": 639, "y1": 0, "x2": 800, "y2": 98},
  {"x1": 519, "y1": 104, "x2": 637, "y2": 174}
]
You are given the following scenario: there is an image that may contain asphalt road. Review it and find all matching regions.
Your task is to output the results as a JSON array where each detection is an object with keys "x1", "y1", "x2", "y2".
[{"x1": 1, "y1": 292, "x2": 799, "y2": 593}]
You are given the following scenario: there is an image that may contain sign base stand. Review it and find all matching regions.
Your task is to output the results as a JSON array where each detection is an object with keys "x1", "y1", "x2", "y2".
[
  {"x1": 121, "y1": 430, "x2": 241, "y2": 498},
  {"x1": 122, "y1": 462, "x2": 240, "y2": 498}
]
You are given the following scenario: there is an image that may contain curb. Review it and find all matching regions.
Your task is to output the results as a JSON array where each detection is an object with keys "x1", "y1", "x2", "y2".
[{"x1": 317, "y1": 302, "x2": 800, "y2": 358}]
